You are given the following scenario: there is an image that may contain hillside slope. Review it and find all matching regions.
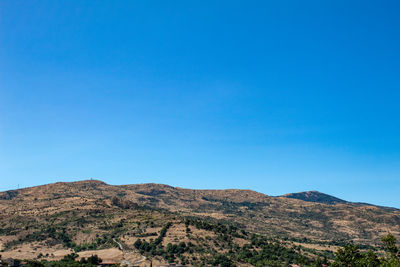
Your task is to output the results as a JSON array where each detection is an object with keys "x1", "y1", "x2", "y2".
[
  {"x1": 0, "y1": 180, "x2": 400, "y2": 265},
  {"x1": 281, "y1": 191, "x2": 348, "y2": 204},
  {"x1": 120, "y1": 183, "x2": 400, "y2": 243}
]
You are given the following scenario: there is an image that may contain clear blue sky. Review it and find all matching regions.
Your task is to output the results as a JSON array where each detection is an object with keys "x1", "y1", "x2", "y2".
[{"x1": 1, "y1": 1, "x2": 399, "y2": 207}]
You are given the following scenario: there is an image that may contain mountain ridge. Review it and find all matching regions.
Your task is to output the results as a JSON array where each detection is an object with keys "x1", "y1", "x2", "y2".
[
  {"x1": 281, "y1": 191, "x2": 348, "y2": 205},
  {"x1": 1, "y1": 179, "x2": 400, "y2": 265},
  {"x1": 1, "y1": 180, "x2": 399, "y2": 240},
  {"x1": 1, "y1": 180, "x2": 387, "y2": 208}
]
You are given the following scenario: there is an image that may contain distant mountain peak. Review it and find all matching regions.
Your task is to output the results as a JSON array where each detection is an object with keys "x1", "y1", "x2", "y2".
[{"x1": 281, "y1": 191, "x2": 347, "y2": 204}]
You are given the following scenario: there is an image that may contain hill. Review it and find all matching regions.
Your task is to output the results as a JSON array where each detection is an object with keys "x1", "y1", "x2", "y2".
[
  {"x1": 281, "y1": 191, "x2": 347, "y2": 204},
  {"x1": 0, "y1": 180, "x2": 399, "y2": 266}
]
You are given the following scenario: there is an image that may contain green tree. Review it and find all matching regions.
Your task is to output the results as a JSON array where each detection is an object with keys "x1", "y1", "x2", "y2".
[
  {"x1": 87, "y1": 254, "x2": 102, "y2": 265},
  {"x1": 382, "y1": 233, "x2": 399, "y2": 257},
  {"x1": 332, "y1": 244, "x2": 362, "y2": 267},
  {"x1": 358, "y1": 250, "x2": 380, "y2": 267}
]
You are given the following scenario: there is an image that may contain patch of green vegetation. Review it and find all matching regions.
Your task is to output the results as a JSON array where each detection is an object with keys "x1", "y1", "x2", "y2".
[{"x1": 11, "y1": 253, "x2": 119, "y2": 267}]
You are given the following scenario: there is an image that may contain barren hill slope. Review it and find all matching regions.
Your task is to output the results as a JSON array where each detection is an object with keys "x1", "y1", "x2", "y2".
[
  {"x1": 121, "y1": 183, "x2": 400, "y2": 244},
  {"x1": 1, "y1": 180, "x2": 399, "y2": 248}
]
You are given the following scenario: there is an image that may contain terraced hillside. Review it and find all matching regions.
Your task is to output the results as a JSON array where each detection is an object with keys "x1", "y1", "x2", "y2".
[
  {"x1": 122, "y1": 183, "x2": 400, "y2": 244},
  {"x1": 0, "y1": 180, "x2": 399, "y2": 265}
]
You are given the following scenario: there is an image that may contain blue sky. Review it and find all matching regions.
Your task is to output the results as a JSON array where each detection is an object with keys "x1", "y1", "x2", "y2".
[{"x1": 1, "y1": 1, "x2": 399, "y2": 207}]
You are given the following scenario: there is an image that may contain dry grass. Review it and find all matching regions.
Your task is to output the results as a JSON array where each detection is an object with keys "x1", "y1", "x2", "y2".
[{"x1": 0, "y1": 179, "x2": 399, "y2": 265}]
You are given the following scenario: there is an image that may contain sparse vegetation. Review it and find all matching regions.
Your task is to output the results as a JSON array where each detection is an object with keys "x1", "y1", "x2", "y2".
[
  {"x1": 7, "y1": 253, "x2": 118, "y2": 267},
  {"x1": 1, "y1": 180, "x2": 400, "y2": 266}
]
